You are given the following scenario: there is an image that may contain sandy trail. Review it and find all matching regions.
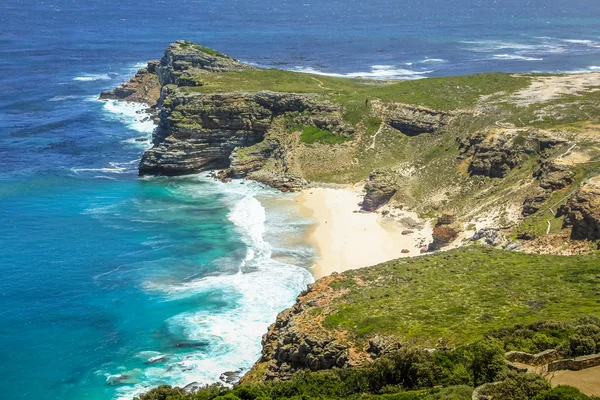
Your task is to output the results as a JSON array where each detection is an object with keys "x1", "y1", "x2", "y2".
[{"x1": 549, "y1": 366, "x2": 600, "y2": 396}]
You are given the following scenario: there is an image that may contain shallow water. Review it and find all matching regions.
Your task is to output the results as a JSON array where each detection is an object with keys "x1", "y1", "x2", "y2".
[{"x1": 1, "y1": 0, "x2": 600, "y2": 398}]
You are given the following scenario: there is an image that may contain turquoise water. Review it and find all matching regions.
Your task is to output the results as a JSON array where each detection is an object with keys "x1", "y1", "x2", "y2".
[
  {"x1": 2, "y1": 0, "x2": 600, "y2": 398},
  {"x1": 0, "y1": 95, "x2": 315, "y2": 399}
]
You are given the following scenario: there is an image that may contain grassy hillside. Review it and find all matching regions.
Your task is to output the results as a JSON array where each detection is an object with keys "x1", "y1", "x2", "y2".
[
  {"x1": 320, "y1": 247, "x2": 600, "y2": 345},
  {"x1": 184, "y1": 69, "x2": 532, "y2": 112}
]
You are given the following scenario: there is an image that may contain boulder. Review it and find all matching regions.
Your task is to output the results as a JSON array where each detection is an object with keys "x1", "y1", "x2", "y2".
[
  {"x1": 361, "y1": 170, "x2": 397, "y2": 212},
  {"x1": 429, "y1": 225, "x2": 459, "y2": 250}
]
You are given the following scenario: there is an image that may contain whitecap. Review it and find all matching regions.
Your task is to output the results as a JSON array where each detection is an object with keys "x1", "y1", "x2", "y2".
[
  {"x1": 492, "y1": 54, "x2": 543, "y2": 61},
  {"x1": 73, "y1": 73, "x2": 112, "y2": 82},
  {"x1": 114, "y1": 177, "x2": 315, "y2": 399},
  {"x1": 418, "y1": 58, "x2": 446, "y2": 63},
  {"x1": 291, "y1": 65, "x2": 432, "y2": 80},
  {"x1": 101, "y1": 99, "x2": 155, "y2": 135},
  {"x1": 561, "y1": 39, "x2": 600, "y2": 48},
  {"x1": 48, "y1": 95, "x2": 82, "y2": 102}
]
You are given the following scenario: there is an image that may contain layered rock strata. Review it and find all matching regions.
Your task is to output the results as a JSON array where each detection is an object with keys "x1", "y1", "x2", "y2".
[{"x1": 138, "y1": 91, "x2": 338, "y2": 176}]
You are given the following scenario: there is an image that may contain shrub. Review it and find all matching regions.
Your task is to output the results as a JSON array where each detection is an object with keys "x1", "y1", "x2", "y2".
[
  {"x1": 300, "y1": 126, "x2": 348, "y2": 144},
  {"x1": 424, "y1": 385, "x2": 473, "y2": 400},
  {"x1": 568, "y1": 334, "x2": 596, "y2": 356},
  {"x1": 133, "y1": 385, "x2": 186, "y2": 400},
  {"x1": 532, "y1": 385, "x2": 594, "y2": 400},
  {"x1": 465, "y1": 339, "x2": 507, "y2": 386},
  {"x1": 485, "y1": 372, "x2": 550, "y2": 400}
]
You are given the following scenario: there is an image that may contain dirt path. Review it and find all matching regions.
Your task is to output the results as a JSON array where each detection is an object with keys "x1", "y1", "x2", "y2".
[
  {"x1": 549, "y1": 366, "x2": 600, "y2": 396},
  {"x1": 310, "y1": 77, "x2": 327, "y2": 90},
  {"x1": 367, "y1": 123, "x2": 384, "y2": 150}
]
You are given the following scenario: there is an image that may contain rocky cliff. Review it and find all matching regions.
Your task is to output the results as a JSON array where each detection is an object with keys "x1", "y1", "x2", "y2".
[
  {"x1": 99, "y1": 42, "x2": 600, "y2": 391},
  {"x1": 138, "y1": 90, "x2": 337, "y2": 176},
  {"x1": 562, "y1": 176, "x2": 600, "y2": 241},
  {"x1": 104, "y1": 40, "x2": 600, "y2": 252}
]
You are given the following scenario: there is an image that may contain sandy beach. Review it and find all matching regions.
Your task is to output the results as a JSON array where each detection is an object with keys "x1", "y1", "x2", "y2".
[{"x1": 298, "y1": 187, "x2": 432, "y2": 278}]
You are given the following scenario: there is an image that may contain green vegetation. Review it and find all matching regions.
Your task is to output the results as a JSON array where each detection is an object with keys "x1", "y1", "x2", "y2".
[
  {"x1": 178, "y1": 40, "x2": 227, "y2": 58},
  {"x1": 322, "y1": 247, "x2": 600, "y2": 346},
  {"x1": 184, "y1": 69, "x2": 531, "y2": 113},
  {"x1": 133, "y1": 344, "x2": 499, "y2": 400},
  {"x1": 300, "y1": 126, "x2": 349, "y2": 144},
  {"x1": 491, "y1": 318, "x2": 600, "y2": 357},
  {"x1": 134, "y1": 342, "x2": 595, "y2": 400}
]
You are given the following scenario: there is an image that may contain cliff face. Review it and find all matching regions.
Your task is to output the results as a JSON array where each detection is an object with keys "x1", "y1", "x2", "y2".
[
  {"x1": 138, "y1": 90, "x2": 338, "y2": 176},
  {"x1": 562, "y1": 176, "x2": 600, "y2": 241},
  {"x1": 155, "y1": 40, "x2": 256, "y2": 86},
  {"x1": 99, "y1": 61, "x2": 161, "y2": 109},
  {"x1": 244, "y1": 247, "x2": 600, "y2": 383}
]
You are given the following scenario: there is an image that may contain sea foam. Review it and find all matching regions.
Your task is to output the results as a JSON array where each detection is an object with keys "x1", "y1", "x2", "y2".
[
  {"x1": 114, "y1": 178, "x2": 314, "y2": 400},
  {"x1": 291, "y1": 65, "x2": 433, "y2": 79},
  {"x1": 73, "y1": 73, "x2": 113, "y2": 81}
]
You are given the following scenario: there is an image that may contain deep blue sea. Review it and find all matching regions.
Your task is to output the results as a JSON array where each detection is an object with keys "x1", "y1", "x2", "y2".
[{"x1": 1, "y1": 0, "x2": 600, "y2": 398}]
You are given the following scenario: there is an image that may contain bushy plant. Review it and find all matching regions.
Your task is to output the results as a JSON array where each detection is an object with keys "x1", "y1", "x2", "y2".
[
  {"x1": 465, "y1": 339, "x2": 507, "y2": 386},
  {"x1": 532, "y1": 385, "x2": 594, "y2": 400},
  {"x1": 568, "y1": 334, "x2": 596, "y2": 357},
  {"x1": 484, "y1": 372, "x2": 550, "y2": 400}
]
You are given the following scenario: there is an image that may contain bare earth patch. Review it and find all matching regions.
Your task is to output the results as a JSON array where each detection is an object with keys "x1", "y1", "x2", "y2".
[
  {"x1": 511, "y1": 73, "x2": 600, "y2": 107},
  {"x1": 549, "y1": 365, "x2": 600, "y2": 397}
]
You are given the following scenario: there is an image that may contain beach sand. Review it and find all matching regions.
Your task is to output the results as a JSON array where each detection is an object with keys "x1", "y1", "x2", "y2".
[{"x1": 298, "y1": 187, "x2": 432, "y2": 278}]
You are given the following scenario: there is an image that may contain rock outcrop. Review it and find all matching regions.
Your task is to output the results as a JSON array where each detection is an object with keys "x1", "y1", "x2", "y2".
[
  {"x1": 250, "y1": 276, "x2": 354, "y2": 381},
  {"x1": 139, "y1": 91, "x2": 337, "y2": 176},
  {"x1": 522, "y1": 161, "x2": 574, "y2": 216},
  {"x1": 99, "y1": 61, "x2": 161, "y2": 108},
  {"x1": 458, "y1": 131, "x2": 527, "y2": 178},
  {"x1": 155, "y1": 40, "x2": 256, "y2": 86},
  {"x1": 458, "y1": 129, "x2": 566, "y2": 179},
  {"x1": 562, "y1": 176, "x2": 600, "y2": 240},
  {"x1": 380, "y1": 102, "x2": 455, "y2": 136},
  {"x1": 361, "y1": 170, "x2": 397, "y2": 211},
  {"x1": 429, "y1": 213, "x2": 460, "y2": 251}
]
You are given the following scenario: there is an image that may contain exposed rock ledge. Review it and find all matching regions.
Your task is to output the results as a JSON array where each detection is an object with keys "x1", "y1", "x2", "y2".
[
  {"x1": 138, "y1": 90, "x2": 338, "y2": 177},
  {"x1": 562, "y1": 175, "x2": 600, "y2": 241}
]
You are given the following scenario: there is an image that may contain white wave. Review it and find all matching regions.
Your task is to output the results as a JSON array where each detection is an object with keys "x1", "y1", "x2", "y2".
[
  {"x1": 562, "y1": 39, "x2": 600, "y2": 47},
  {"x1": 553, "y1": 65, "x2": 600, "y2": 74},
  {"x1": 461, "y1": 40, "x2": 540, "y2": 52},
  {"x1": 291, "y1": 65, "x2": 433, "y2": 80},
  {"x1": 71, "y1": 160, "x2": 138, "y2": 176},
  {"x1": 461, "y1": 39, "x2": 566, "y2": 55},
  {"x1": 492, "y1": 54, "x2": 543, "y2": 61},
  {"x1": 102, "y1": 99, "x2": 155, "y2": 135},
  {"x1": 115, "y1": 178, "x2": 315, "y2": 400},
  {"x1": 419, "y1": 58, "x2": 446, "y2": 63},
  {"x1": 73, "y1": 73, "x2": 112, "y2": 82},
  {"x1": 48, "y1": 95, "x2": 82, "y2": 102}
]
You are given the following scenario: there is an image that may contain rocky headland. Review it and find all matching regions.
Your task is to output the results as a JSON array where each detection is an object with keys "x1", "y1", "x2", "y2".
[{"x1": 104, "y1": 41, "x2": 600, "y2": 399}]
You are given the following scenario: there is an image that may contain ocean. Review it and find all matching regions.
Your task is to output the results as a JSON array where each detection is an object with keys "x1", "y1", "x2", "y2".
[{"x1": 1, "y1": 0, "x2": 599, "y2": 398}]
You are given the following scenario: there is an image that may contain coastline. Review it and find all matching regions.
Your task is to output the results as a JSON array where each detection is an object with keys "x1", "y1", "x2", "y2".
[{"x1": 298, "y1": 186, "x2": 433, "y2": 278}]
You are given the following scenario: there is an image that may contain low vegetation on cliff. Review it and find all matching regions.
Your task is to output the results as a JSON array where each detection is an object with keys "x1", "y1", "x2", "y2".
[{"x1": 249, "y1": 247, "x2": 600, "y2": 382}]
